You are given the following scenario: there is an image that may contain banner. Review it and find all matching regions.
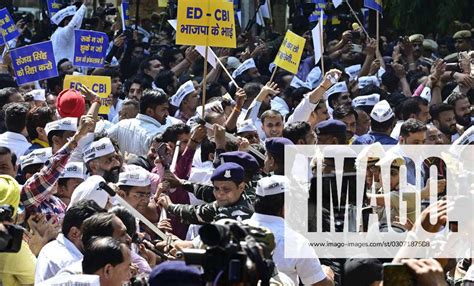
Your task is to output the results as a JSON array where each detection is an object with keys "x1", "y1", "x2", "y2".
[
  {"x1": 364, "y1": 0, "x2": 383, "y2": 14},
  {"x1": 63, "y1": 75, "x2": 111, "y2": 115},
  {"x1": 10, "y1": 41, "x2": 58, "y2": 85},
  {"x1": 120, "y1": 2, "x2": 130, "y2": 31},
  {"x1": 167, "y1": 19, "x2": 217, "y2": 68},
  {"x1": 176, "y1": 0, "x2": 236, "y2": 48},
  {"x1": 46, "y1": 0, "x2": 62, "y2": 18},
  {"x1": 73, "y1": 30, "x2": 109, "y2": 68},
  {"x1": 274, "y1": 30, "x2": 306, "y2": 74},
  {"x1": 0, "y1": 8, "x2": 20, "y2": 45}
]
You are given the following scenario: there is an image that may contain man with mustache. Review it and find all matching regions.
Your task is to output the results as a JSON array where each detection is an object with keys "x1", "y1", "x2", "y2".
[
  {"x1": 447, "y1": 92, "x2": 472, "y2": 128},
  {"x1": 430, "y1": 103, "x2": 459, "y2": 144},
  {"x1": 69, "y1": 137, "x2": 122, "y2": 209}
]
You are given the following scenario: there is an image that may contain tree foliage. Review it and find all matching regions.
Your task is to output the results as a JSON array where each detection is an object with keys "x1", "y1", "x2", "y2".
[{"x1": 384, "y1": 0, "x2": 473, "y2": 36}]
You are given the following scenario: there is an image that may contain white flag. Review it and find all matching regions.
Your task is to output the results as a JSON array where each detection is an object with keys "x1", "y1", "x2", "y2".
[
  {"x1": 260, "y1": 0, "x2": 271, "y2": 19},
  {"x1": 167, "y1": 20, "x2": 217, "y2": 68},
  {"x1": 333, "y1": 0, "x2": 342, "y2": 8},
  {"x1": 311, "y1": 11, "x2": 324, "y2": 64}
]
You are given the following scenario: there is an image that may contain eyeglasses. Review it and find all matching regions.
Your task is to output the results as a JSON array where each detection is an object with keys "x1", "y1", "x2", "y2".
[{"x1": 130, "y1": 191, "x2": 152, "y2": 199}]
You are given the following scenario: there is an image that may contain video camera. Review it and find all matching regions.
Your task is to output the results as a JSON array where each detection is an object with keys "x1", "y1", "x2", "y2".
[
  {"x1": 180, "y1": 220, "x2": 276, "y2": 286},
  {"x1": 0, "y1": 205, "x2": 23, "y2": 253}
]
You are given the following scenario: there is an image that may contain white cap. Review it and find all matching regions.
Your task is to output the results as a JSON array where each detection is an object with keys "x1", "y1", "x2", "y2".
[
  {"x1": 453, "y1": 126, "x2": 474, "y2": 146},
  {"x1": 20, "y1": 148, "x2": 52, "y2": 170},
  {"x1": 358, "y1": 76, "x2": 380, "y2": 89},
  {"x1": 232, "y1": 58, "x2": 256, "y2": 78},
  {"x1": 83, "y1": 138, "x2": 116, "y2": 163},
  {"x1": 344, "y1": 64, "x2": 362, "y2": 81},
  {"x1": 51, "y1": 5, "x2": 77, "y2": 25},
  {"x1": 370, "y1": 100, "x2": 394, "y2": 122},
  {"x1": 352, "y1": 93, "x2": 380, "y2": 108},
  {"x1": 324, "y1": 81, "x2": 348, "y2": 99},
  {"x1": 236, "y1": 119, "x2": 257, "y2": 134},
  {"x1": 307, "y1": 66, "x2": 322, "y2": 89},
  {"x1": 170, "y1": 80, "x2": 195, "y2": 108},
  {"x1": 117, "y1": 169, "x2": 151, "y2": 187},
  {"x1": 290, "y1": 76, "x2": 312, "y2": 89},
  {"x1": 45, "y1": 117, "x2": 78, "y2": 136},
  {"x1": 68, "y1": 176, "x2": 109, "y2": 209},
  {"x1": 26, "y1": 89, "x2": 46, "y2": 101},
  {"x1": 256, "y1": 175, "x2": 289, "y2": 196},
  {"x1": 60, "y1": 162, "x2": 86, "y2": 180}
]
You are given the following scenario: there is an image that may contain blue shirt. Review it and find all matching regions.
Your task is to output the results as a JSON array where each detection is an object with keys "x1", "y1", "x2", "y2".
[{"x1": 352, "y1": 131, "x2": 398, "y2": 145}]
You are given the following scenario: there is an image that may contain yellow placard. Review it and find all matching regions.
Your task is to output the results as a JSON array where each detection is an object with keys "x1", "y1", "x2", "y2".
[
  {"x1": 274, "y1": 30, "x2": 306, "y2": 74},
  {"x1": 176, "y1": 0, "x2": 236, "y2": 48},
  {"x1": 63, "y1": 75, "x2": 111, "y2": 115},
  {"x1": 158, "y1": 0, "x2": 168, "y2": 7}
]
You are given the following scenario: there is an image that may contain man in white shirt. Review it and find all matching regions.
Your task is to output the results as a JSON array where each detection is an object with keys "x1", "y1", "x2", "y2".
[
  {"x1": 35, "y1": 200, "x2": 104, "y2": 283},
  {"x1": 50, "y1": 1, "x2": 89, "y2": 63},
  {"x1": 246, "y1": 176, "x2": 334, "y2": 286},
  {"x1": 107, "y1": 89, "x2": 181, "y2": 156},
  {"x1": 0, "y1": 103, "x2": 31, "y2": 158}
]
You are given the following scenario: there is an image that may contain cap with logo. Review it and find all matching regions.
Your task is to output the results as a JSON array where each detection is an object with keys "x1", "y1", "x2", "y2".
[
  {"x1": 117, "y1": 169, "x2": 151, "y2": 187},
  {"x1": 60, "y1": 162, "x2": 86, "y2": 180},
  {"x1": 370, "y1": 100, "x2": 394, "y2": 123},
  {"x1": 26, "y1": 89, "x2": 46, "y2": 102},
  {"x1": 453, "y1": 30, "x2": 472, "y2": 40},
  {"x1": 170, "y1": 80, "x2": 195, "y2": 108},
  {"x1": 232, "y1": 58, "x2": 257, "y2": 78},
  {"x1": 45, "y1": 117, "x2": 78, "y2": 136},
  {"x1": 409, "y1": 34, "x2": 424, "y2": 43},
  {"x1": 325, "y1": 82, "x2": 349, "y2": 108},
  {"x1": 51, "y1": 5, "x2": 77, "y2": 25},
  {"x1": 256, "y1": 175, "x2": 288, "y2": 197},
  {"x1": 236, "y1": 119, "x2": 258, "y2": 134},
  {"x1": 83, "y1": 138, "x2": 116, "y2": 163},
  {"x1": 352, "y1": 93, "x2": 380, "y2": 108},
  {"x1": 357, "y1": 76, "x2": 380, "y2": 89},
  {"x1": 211, "y1": 162, "x2": 244, "y2": 183},
  {"x1": 20, "y1": 148, "x2": 52, "y2": 170}
]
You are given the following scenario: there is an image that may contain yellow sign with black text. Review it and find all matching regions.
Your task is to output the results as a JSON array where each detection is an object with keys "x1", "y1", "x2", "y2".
[
  {"x1": 274, "y1": 31, "x2": 306, "y2": 74},
  {"x1": 176, "y1": 0, "x2": 236, "y2": 48},
  {"x1": 63, "y1": 75, "x2": 111, "y2": 115}
]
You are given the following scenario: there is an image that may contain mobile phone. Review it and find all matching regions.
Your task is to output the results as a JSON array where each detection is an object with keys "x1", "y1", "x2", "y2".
[
  {"x1": 445, "y1": 63, "x2": 461, "y2": 72},
  {"x1": 383, "y1": 263, "x2": 416, "y2": 286},
  {"x1": 351, "y1": 44, "x2": 363, "y2": 53},
  {"x1": 156, "y1": 143, "x2": 172, "y2": 171}
]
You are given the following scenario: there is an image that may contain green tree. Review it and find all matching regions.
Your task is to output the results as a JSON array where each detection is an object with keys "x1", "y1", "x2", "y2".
[{"x1": 384, "y1": 0, "x2": 472, "y2": 35}]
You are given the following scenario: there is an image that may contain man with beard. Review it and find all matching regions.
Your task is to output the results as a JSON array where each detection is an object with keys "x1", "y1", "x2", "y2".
[
  {"x1": 138, "y1": 56, "x2": 165, "y2": 90},
  {"x1": 430, "y1": 103, "x2": 458, "y2": 144},
  {"x1": 69, "y1": 137, "x2": 122, "y2": 209},
  {"x1": 447, "y1": 92, "x2": 471, "y2": 128},
  {"x1": 125, "y1": 77, "x2": 143, "y2": 102},
  {"x1": 332, "y1": 105, "x2": 358, "y2": 143},
  {"x1": 107, "y1": 89, "x2": 181, "y2": 156}
]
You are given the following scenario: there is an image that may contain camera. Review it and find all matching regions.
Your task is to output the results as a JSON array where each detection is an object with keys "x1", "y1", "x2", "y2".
[
  {"x1": 0, "y1": 205, "x2": 23, "y2": 253},
  {"x1": 180, "y1": 220, "x2": 276, "y2": 285}
]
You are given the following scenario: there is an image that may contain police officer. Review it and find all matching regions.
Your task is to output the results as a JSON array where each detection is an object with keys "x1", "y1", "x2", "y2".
[{"x1": 157, "y1": 162, "x2": 254, "y2": 224}]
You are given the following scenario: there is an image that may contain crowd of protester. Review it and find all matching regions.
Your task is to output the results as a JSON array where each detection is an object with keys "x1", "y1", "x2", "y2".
[{"x1": 0, "y1": 0, "x2": 473, "y2": 285}]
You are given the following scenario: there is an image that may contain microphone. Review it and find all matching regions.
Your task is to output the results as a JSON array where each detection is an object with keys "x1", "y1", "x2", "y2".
[{"x1": 98, "y1": 182, "x2": 116, "y2": 197}]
